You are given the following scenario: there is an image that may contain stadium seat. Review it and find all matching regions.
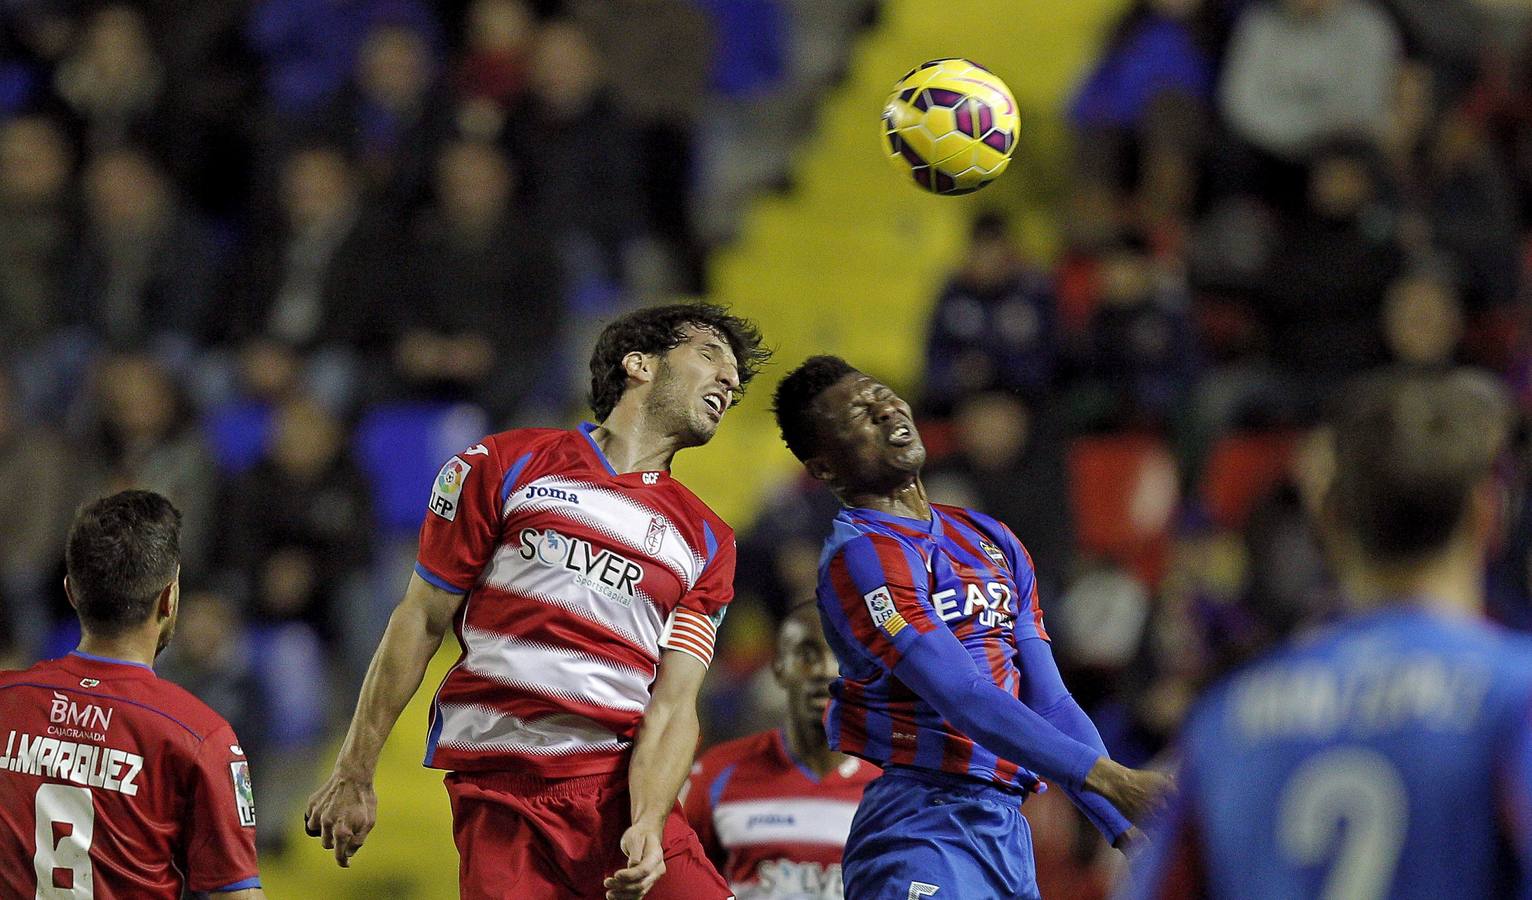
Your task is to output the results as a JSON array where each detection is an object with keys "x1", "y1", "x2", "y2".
[
  {"x1": 354, "y1": 402, "x2": 489, "y2": 534},
  {"x1": 204, "y1": 401, "x2": 275, "y2": 475},
  {"x1": 1067, "y1": 432, "x2": 1179, "y2": 585},
  {"x1": 1199, "y1": 431, "x2": 1299, "y2": 532}
]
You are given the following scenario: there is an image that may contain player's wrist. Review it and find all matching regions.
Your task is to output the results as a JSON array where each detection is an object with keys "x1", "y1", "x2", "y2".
[
  {"x1": 1082, "y1": 756, "x2": 1120, "y2": 796},
  {"x1": 333, "y1": 760, "x2": 377, "y2": 785}
]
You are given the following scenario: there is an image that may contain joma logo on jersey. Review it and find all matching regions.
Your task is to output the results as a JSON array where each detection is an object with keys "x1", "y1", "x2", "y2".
[
  {"x1": 50, "y1": 692, "x2": 112, "y2": 733},
  {"x1": 931, "y1": 581, "x2": 1015, "y2": 629},
  {"x1": 518, "y1": 528, "x2": 643, "y2": 606},
  {"x1": 524, "y1": 485, "x2": 580, "y2": 505}
]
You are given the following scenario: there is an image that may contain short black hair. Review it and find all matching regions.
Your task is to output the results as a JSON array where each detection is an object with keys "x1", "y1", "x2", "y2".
[
  {"x1": 587, "y1": 302, "x2": 770, "y2": 422},
  {"x1": 1328, "y1": 367, "x2": 1510, "y2": 564},
  {"x1": 65, "y1": 491, "x2": 182, "y2": 637},
  {"x1": 772, "y1": 355, "x2": 859, "y2": 461}
]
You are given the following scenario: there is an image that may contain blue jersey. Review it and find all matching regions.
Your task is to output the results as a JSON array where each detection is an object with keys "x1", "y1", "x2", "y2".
[{"x1": 1123, "y1": 606, "x2": 1532, "y2": 900}]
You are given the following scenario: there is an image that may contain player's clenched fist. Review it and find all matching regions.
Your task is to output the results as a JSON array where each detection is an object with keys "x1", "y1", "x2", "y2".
[
  {"x1": 1084, "y1": 757, "x2": 1174, "y2": 824},
  {"x1": 604, "y1": 822, "x2": 667, "y2": 900},
  {"x1": 303, "y1": 773, "x2": 378, "y2": 868}
]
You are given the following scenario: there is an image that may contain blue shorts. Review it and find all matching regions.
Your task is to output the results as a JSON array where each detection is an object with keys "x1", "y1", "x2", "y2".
[{"x1": 842, "y1": 766, "x2": 1038, "y2": 900}]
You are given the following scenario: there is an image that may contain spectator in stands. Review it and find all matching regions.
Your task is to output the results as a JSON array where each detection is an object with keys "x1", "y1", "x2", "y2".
[
  {"x1": 1069, "y1": 0, "x2": 1219, "y2": 195},
  {"x1": 1080, "y1": 234, "x2": 1200, "y2": 427},
  {"x1": 507, "y1": 20, "x2": 645, "y2": 291},
  {"x1": 245, "y1": 0, "x2": 436, "y2": 120},
  {"x1": 395, "y1": 138, "x2": 565, "y2": 424},
  {"x1": 1382, "y1": 268, "x2": 1464, "y2": 367},
  {"x1": 1422, "y1": 110, "x2": 1523, "y2": 310},
  {"x1": 219, "y1": 396, "x2": 373, "y2": 649},
  {"x1": 79, "y1": 353, "x2": 217, "y2": 575},
  {"x1": 923, "y1": 213, "x2": 1058, "y2": 415},
  {"x1": 51, "y1": 5, "x2": 176, "y2": 158},
  {"x1": 312, "y1": 18, "x2": 455, "y2": 213},
  {"x1": 220, "y1": 145, "x2": 399, "y2": 411},
  {"x1": 0, "y1": 368, "x2": 75, "y2": 659},
  {"x1": 1252, "y1": 138, "x2": 1402, "y2": 392},
  {"x1": 924, "y1": 391, "x2": 1076, "y2": 602},
  {"x1": 0, "y1": 115, "x2": 75, "y2": 358},
  {"x1": 156, "y1": 586, "x2": 262, "y2": 753},
  {"x1": 69, "y1": 147, "x2": 220, "y2": 356},
  {"x1": 454, "y1": 0, "x2": 537, "y2": 138},
  {"x1": 1215, "y1": 0, "x2": 1401, "y2": 200}
]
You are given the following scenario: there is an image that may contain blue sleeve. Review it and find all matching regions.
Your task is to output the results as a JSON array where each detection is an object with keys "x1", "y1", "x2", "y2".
[
  {"x1": 892, "y1": 625, "x2": 1102, "y2": 793},
  {"x1": 1501, "y1": 691, "x2": 1532, "y2": 894},
  {"x1": 1017, "y1": 639, "x2": 1135, "y2": 844}
]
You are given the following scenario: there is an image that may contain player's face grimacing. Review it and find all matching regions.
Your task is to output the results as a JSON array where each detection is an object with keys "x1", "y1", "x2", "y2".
[
  {"x1": 809, "y1": 373, "x2": 925, "y2": 494},
  {"x1": 774, "y1": 616, "x2": 840, "y2": 729},
  {"x1": 645, "y1": 325, "x2": 741, "y2": 447}
]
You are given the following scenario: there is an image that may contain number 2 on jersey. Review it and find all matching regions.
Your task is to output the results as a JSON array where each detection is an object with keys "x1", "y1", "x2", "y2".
[
  {"x1": 1277, "y1": 747, "x2": 1407, "y2": 900},
  {"x1": 33, "y1": 784, "x2": 94, "y2": 899}
]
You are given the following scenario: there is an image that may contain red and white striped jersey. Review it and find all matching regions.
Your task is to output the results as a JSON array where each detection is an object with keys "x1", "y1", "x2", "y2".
[
  {"x1": 682, "y1": 729, "x2": 878, "y2": 899},
  {"x1": 414, "y1": 424, "x2": 736, "y2": 777}
]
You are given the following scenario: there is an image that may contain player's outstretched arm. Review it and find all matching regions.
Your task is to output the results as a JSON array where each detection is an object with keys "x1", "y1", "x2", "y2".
[
  {"x1": 304, "y1": 572, "x2": 463, "y2": 867},
  {"x1": 1015, "y1": 636, "x2": 1143, "y2": 844},
  {"x1": 605, "y1": 649, "x2": 709, "y2": 900}
]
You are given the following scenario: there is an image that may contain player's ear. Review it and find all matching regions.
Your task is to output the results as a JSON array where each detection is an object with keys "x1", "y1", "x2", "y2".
[
  {"x1": 622, "y1": 350, "x2": 655, "y2": 386},
  {"x1": 63, "y1": 576, "x2": 78, "y2": 611},
  {"x1": 805, "y1": 455, "x2": 836, "y2": 484},
  {"x1": 156, "y1": 573, "x2": 179, "y2": 621}
]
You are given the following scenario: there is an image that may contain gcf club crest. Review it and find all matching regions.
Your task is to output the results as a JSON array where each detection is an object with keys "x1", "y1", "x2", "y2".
[
  {"x1": 429, "y1": 456, "x2": 471, "y2": 522},
  {"x1": 644, "y1": 517, "x2": 665, "y2": 555}
]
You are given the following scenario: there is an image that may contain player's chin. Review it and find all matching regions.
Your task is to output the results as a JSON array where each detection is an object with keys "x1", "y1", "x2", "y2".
[{"x1": 886, "y1": 442, "x2": 926, "y2": 471}]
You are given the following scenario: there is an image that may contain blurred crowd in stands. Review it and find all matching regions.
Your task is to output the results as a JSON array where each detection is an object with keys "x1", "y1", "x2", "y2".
[
  {"x1": 5, "y1": 0, "x2": 1532, "y2": 885},
  {"x1": 723, "y1": 0, "x2": 1532, "y2": 893},
  {"x1": 0, "y1": 0, "x2": 875, "y2": 850}
]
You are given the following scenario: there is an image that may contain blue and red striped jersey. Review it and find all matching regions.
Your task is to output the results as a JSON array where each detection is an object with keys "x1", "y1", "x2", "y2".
[{"x1": 816, "y1": 503, "x2": 1054, "y2": 790}]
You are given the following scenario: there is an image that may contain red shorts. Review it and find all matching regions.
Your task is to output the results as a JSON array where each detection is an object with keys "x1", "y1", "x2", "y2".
[{"x1": 445, "y1": 769, "x2": 733, "y2": 900}]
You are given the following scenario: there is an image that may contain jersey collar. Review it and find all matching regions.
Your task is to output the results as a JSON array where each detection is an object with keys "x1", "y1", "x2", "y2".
[
  {"x1": 64, "y1": 650, "x2": 156, "y2": 678},
  {"x1": 577, "y1": 422, "x2": 670, "y2": 485},
  {"x1": 846, "y1": 505, "x2": 944, "y2": 538}
]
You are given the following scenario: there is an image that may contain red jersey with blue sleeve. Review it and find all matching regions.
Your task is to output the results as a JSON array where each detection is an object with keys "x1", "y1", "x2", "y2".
[
  {"x1": 414, "y1": 423, "x2": 735, "y2": 777},
  {"x1": 1120, "y1": 606, "x2": 1532, "y2": 900},
  {"x1": 0, "y1": 652, "x2": 261, "y2": 899},
  {"x1": 681, "y1": 729, "x2": 879, "y2": 898},
  {"x1": 816, "y1": 504, "x2": 1132, "y2": 841}
]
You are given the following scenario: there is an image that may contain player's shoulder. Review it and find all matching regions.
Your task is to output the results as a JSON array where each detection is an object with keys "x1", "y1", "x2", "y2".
[
  {"x1": 659, "y1": 476, "x2": 733, "y2": 541},
  {"x1": 129, "y1": 675, "x2": 239, "y2": 745},
  {"x1": 482, "y1": 427, "x2": 577, "y2": 460},
  {"x1": 696, "y1": 729, "x2": 780, "y2": 772},
  {"x1": 821, "y1": 513, "x2": 924, "y2": 565}
]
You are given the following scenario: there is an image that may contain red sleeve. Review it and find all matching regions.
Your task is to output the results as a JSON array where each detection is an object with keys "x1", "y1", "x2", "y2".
[
  {"x1": 415, "y1": 437, "x2": 516, "y2": 593},
  {"x1": 680, "y1": 754, "x2": 724, "y2": 868},
  {"x1": 184, "y1": 726, "x2": 260, "y2": 893},
  {"x1": 659, "y1": 525, "x2": 735, "y2": 667}
]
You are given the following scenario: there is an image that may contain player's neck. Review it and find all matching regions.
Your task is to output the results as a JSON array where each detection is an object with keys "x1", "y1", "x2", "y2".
[
  {"x1": 1344, "y1": 548, "x2": 1484, "y2": 618},
  {"x1": 589, "y1": 411, "x2": 681, "y2": 474},
  {"x1": 75, "y1": 628, "x2": 159, "y2": 669},
  {"x1": 785, "y1": 718, "x2": 847, "y2": 777},
  {"x1": 843, "y1": 477, "x2": 931, "y2": 520}
]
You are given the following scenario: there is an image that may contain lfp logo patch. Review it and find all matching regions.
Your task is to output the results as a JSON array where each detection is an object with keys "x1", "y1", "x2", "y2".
[
  {"x1": 430, "y1": 456, "x2": 471, "y2": 521},
  {"x1": 231, "y1": 761, "x2": 256, "y2": 827}
]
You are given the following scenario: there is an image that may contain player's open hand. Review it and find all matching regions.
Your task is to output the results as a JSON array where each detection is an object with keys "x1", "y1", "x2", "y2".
[
  {"x1": 302, "y1": 771, "x2": 378, "y2": 868},
  {"x1": 604, "y1": 821, "x2": 666, "y2": 899}
]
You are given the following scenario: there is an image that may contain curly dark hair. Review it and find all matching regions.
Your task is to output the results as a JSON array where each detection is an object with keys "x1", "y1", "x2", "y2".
[
  {"x1": 587, "y1": 303, "x2": 769, "y2": 422},
  {"x1": 772, "y1": 355, "x2": 859, "y2": 462}
]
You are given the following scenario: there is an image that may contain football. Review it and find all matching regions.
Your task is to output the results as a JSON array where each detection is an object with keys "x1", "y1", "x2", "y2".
[{"x1": 881, "y1": 58, "x2": 1019, "y2": 195}]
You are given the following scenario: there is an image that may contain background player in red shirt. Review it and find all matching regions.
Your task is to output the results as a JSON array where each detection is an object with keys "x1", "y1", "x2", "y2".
[
  {"x1": 683, "y1": 601, "x2": 879, "y2": 898},
  {"x1": 304, "y1": 303, "x2": 769, "y2": 899},
  {"x1": 0, "y1": 490, "x2": 265, "y2": 899}
]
